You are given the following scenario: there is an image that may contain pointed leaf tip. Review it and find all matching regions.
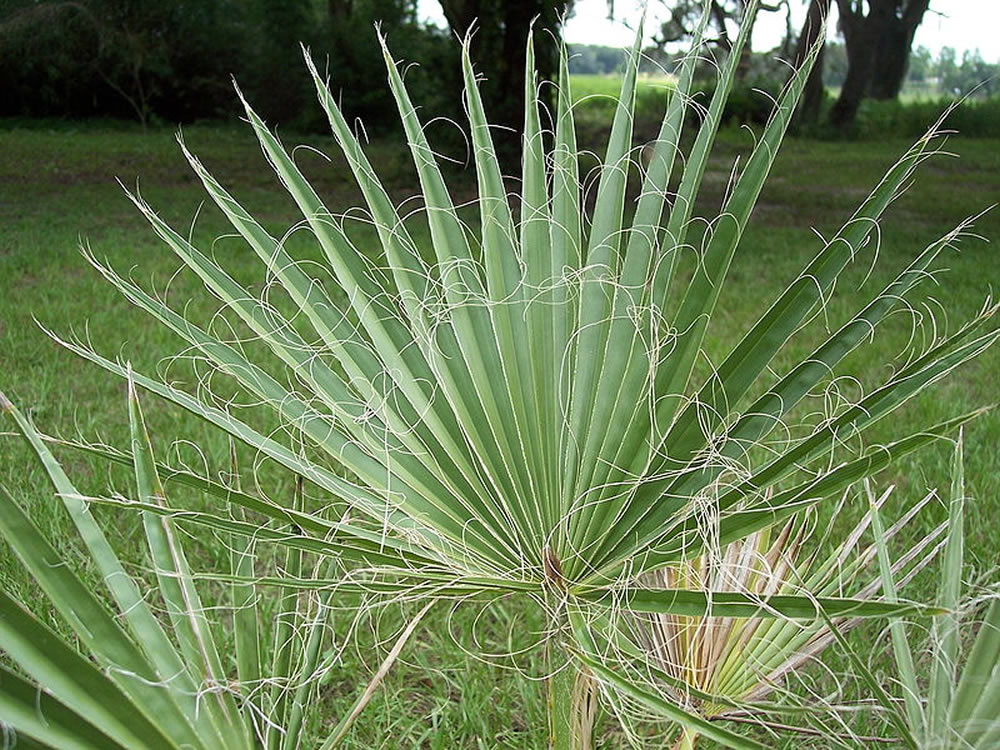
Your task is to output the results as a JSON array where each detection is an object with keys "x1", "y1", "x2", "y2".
[{"x1": 0, "y1": 390, "x2": 11, "y2": 412}]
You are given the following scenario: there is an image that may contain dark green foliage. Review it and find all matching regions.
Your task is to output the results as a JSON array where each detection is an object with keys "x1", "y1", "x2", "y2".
[
  {"x1": 0, "y1": 0, "x2": 249, "y2": 125},
  {"x1": 852, "y1": 97, "x2": 1000, "y2": 139},
  {"x1": 567, "y1": 44, "x2": 627, "y2": 75},
  {"x1": 318, "y1": 0, "x2": 462, "y2": 136},
  {"x1": 0, "y1": 0, "x2": 461, "y2": 131}
]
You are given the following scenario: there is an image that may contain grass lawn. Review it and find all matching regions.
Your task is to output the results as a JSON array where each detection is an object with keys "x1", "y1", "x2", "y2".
[{"x1": 1, "y1": 119, "x2": 998, "y2": 748}]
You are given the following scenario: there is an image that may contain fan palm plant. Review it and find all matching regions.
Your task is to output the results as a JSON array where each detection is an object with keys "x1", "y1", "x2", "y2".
[
  {"x1": 2, "y1": 1, "x2": 998, "y2": 746},
  {"x1": 856, "y1": 433, "x2": 1000, "y2": 749}
]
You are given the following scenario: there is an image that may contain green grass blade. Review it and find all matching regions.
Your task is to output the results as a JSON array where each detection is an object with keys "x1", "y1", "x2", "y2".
[{"x1": 319, "y1": 600, "x2": 434, "y2": 748}]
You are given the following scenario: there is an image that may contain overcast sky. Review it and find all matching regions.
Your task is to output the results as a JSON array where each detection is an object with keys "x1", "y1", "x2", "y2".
[{"x1": 418, "y1": 1, "x2": 1000, "y2": 60}]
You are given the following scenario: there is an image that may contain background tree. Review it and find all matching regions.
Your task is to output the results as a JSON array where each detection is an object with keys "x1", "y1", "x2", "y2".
[
  {"x1": 0, "y1": 0, "x2": 458, "y2": 131},
  {"x1": 791, "y1": 0, "x2": 830, "y2": 124},
  {"x1": 939, "y1": 48, "x2": 999, "y2": 97},
  {"x1": 830, "y1": 0, "x2": 931, "y2": 127},
  {"x1": 435, "y1": 0, "x2": 573, "y2": 166},
  {"x1": 647, "y1": 0, "x2": 791, "y2": 79}
]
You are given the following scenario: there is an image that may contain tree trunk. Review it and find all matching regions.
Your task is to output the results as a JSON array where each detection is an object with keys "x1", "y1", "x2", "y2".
[
  {"x1": 437, "y1": 0, "x2": 567, "y2": 172},
  {"x1": 829, "y1": 0, "x2": 931, "y2": 129},
  {"x1": 793, "y1": 0, "x2": 831, "y2": 125},
  {"x1": 829, "y1": 1, "x2": 874, "y2": 128}
]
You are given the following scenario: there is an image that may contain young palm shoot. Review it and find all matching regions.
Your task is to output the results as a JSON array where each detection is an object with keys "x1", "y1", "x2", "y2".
[
  {"x1": 0, "y1": 387, "x2": 428, "y2": 749},
  {"x1": 2, "y1": 0, "x2": 998, "y2": 746},
  {"x1": 867, "y1": 433, "x2": 1000, "y2": 748},
  {"x1": 619, "y1": 488, "x2": 947, "y2": 748}
]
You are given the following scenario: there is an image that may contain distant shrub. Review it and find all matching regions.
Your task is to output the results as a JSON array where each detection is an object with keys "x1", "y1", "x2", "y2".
[{"x1": 854, "y1": 96, "x2": 1000, "y2": 139}]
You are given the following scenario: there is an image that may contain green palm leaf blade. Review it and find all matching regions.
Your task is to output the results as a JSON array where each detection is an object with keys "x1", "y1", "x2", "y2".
[
  {"x1": 639, "y1": 408, "x2": 983, "y2": 573},
  {"x1": 870, "y1": 483, "x2": 925, "y2": 737},
  {"x1": 950, "y1": 597, "x2": 1000, "y2": 744},
  {"x1": 459, "y1": 30, "x2": 547, "y2": 543},
  {"x1": 576, "y1": 587, "x2": 941, "y2": 620},
  {"x1": 928, "y1": 430, "x2": 966, "y2": 740},
  {"x1": 305, "y1": 50, "x2": 533, "y2": 569},
  {"x1": 655, "y1": 131, "x2": 953, "y2": 481},
  {"x1": 176, "y1": 134, "x2": 486, "y2": 507},
  {"x1": 0, "y1": 600, "x2": 167, "y2": 750},
  {"x1": 229, "y1": 96, "x2": 510, "y2": 530},
  {"x1": 126, "y1": 372, "x2": 247, "y2": 747},
  {"x1": 563, "y1": 6, "x2": 710, "y2": 569},
  {"x1": 303, "y1": 61, "x2": 531, "y2": 562},
  {"x1": 9, "y1": 5, "x2": 1000, "y2": 745},
  {"x1": 67, "y1": 493, "x2": 446, "y2": 569},
  {"x1": 653, "y1": 220, "x2": 975, "y2": 509},
  {"x1": 36, "y1": 431, "x2": 438, "y2": 565},
  {"x1": 575, "y1": 21, "x2": 825, "y2": 569},
  {"x1": 561, "y1": 21, "x2": 643, "y2": 538},
  {"x1": 647, "y1": 0, "x2": 758, "y2": 314},
  {"x1": 574, "y1": 652, "x2": 767, "y2": 750},
  {"x1": 265, "y1": 476, "x2": 306, "y2": 750},
  {"x1": 644, "y1": 21, "x2": 824, "y2": 457},
  {"x1": 549, "y1": 43, "x2": 581, "y2": 489},
  {"x1": 591, "y1": 316, "x2": 998, "y2": 579},
  {"x1": 111, "y1": 195, "x2": 490, "y2": 550},
  {"x1": 43, "y1": 329, "x2": 449, "y2": 550},
  {"x1": 520, "y1": 29, "x2": 560, "y2": 532},
  {"x1": 226, "y1": 442, "x2": 262, "y2": 739},
  {"x1": 378, "y1": 32, "x2": 540, "y2": 561}
]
